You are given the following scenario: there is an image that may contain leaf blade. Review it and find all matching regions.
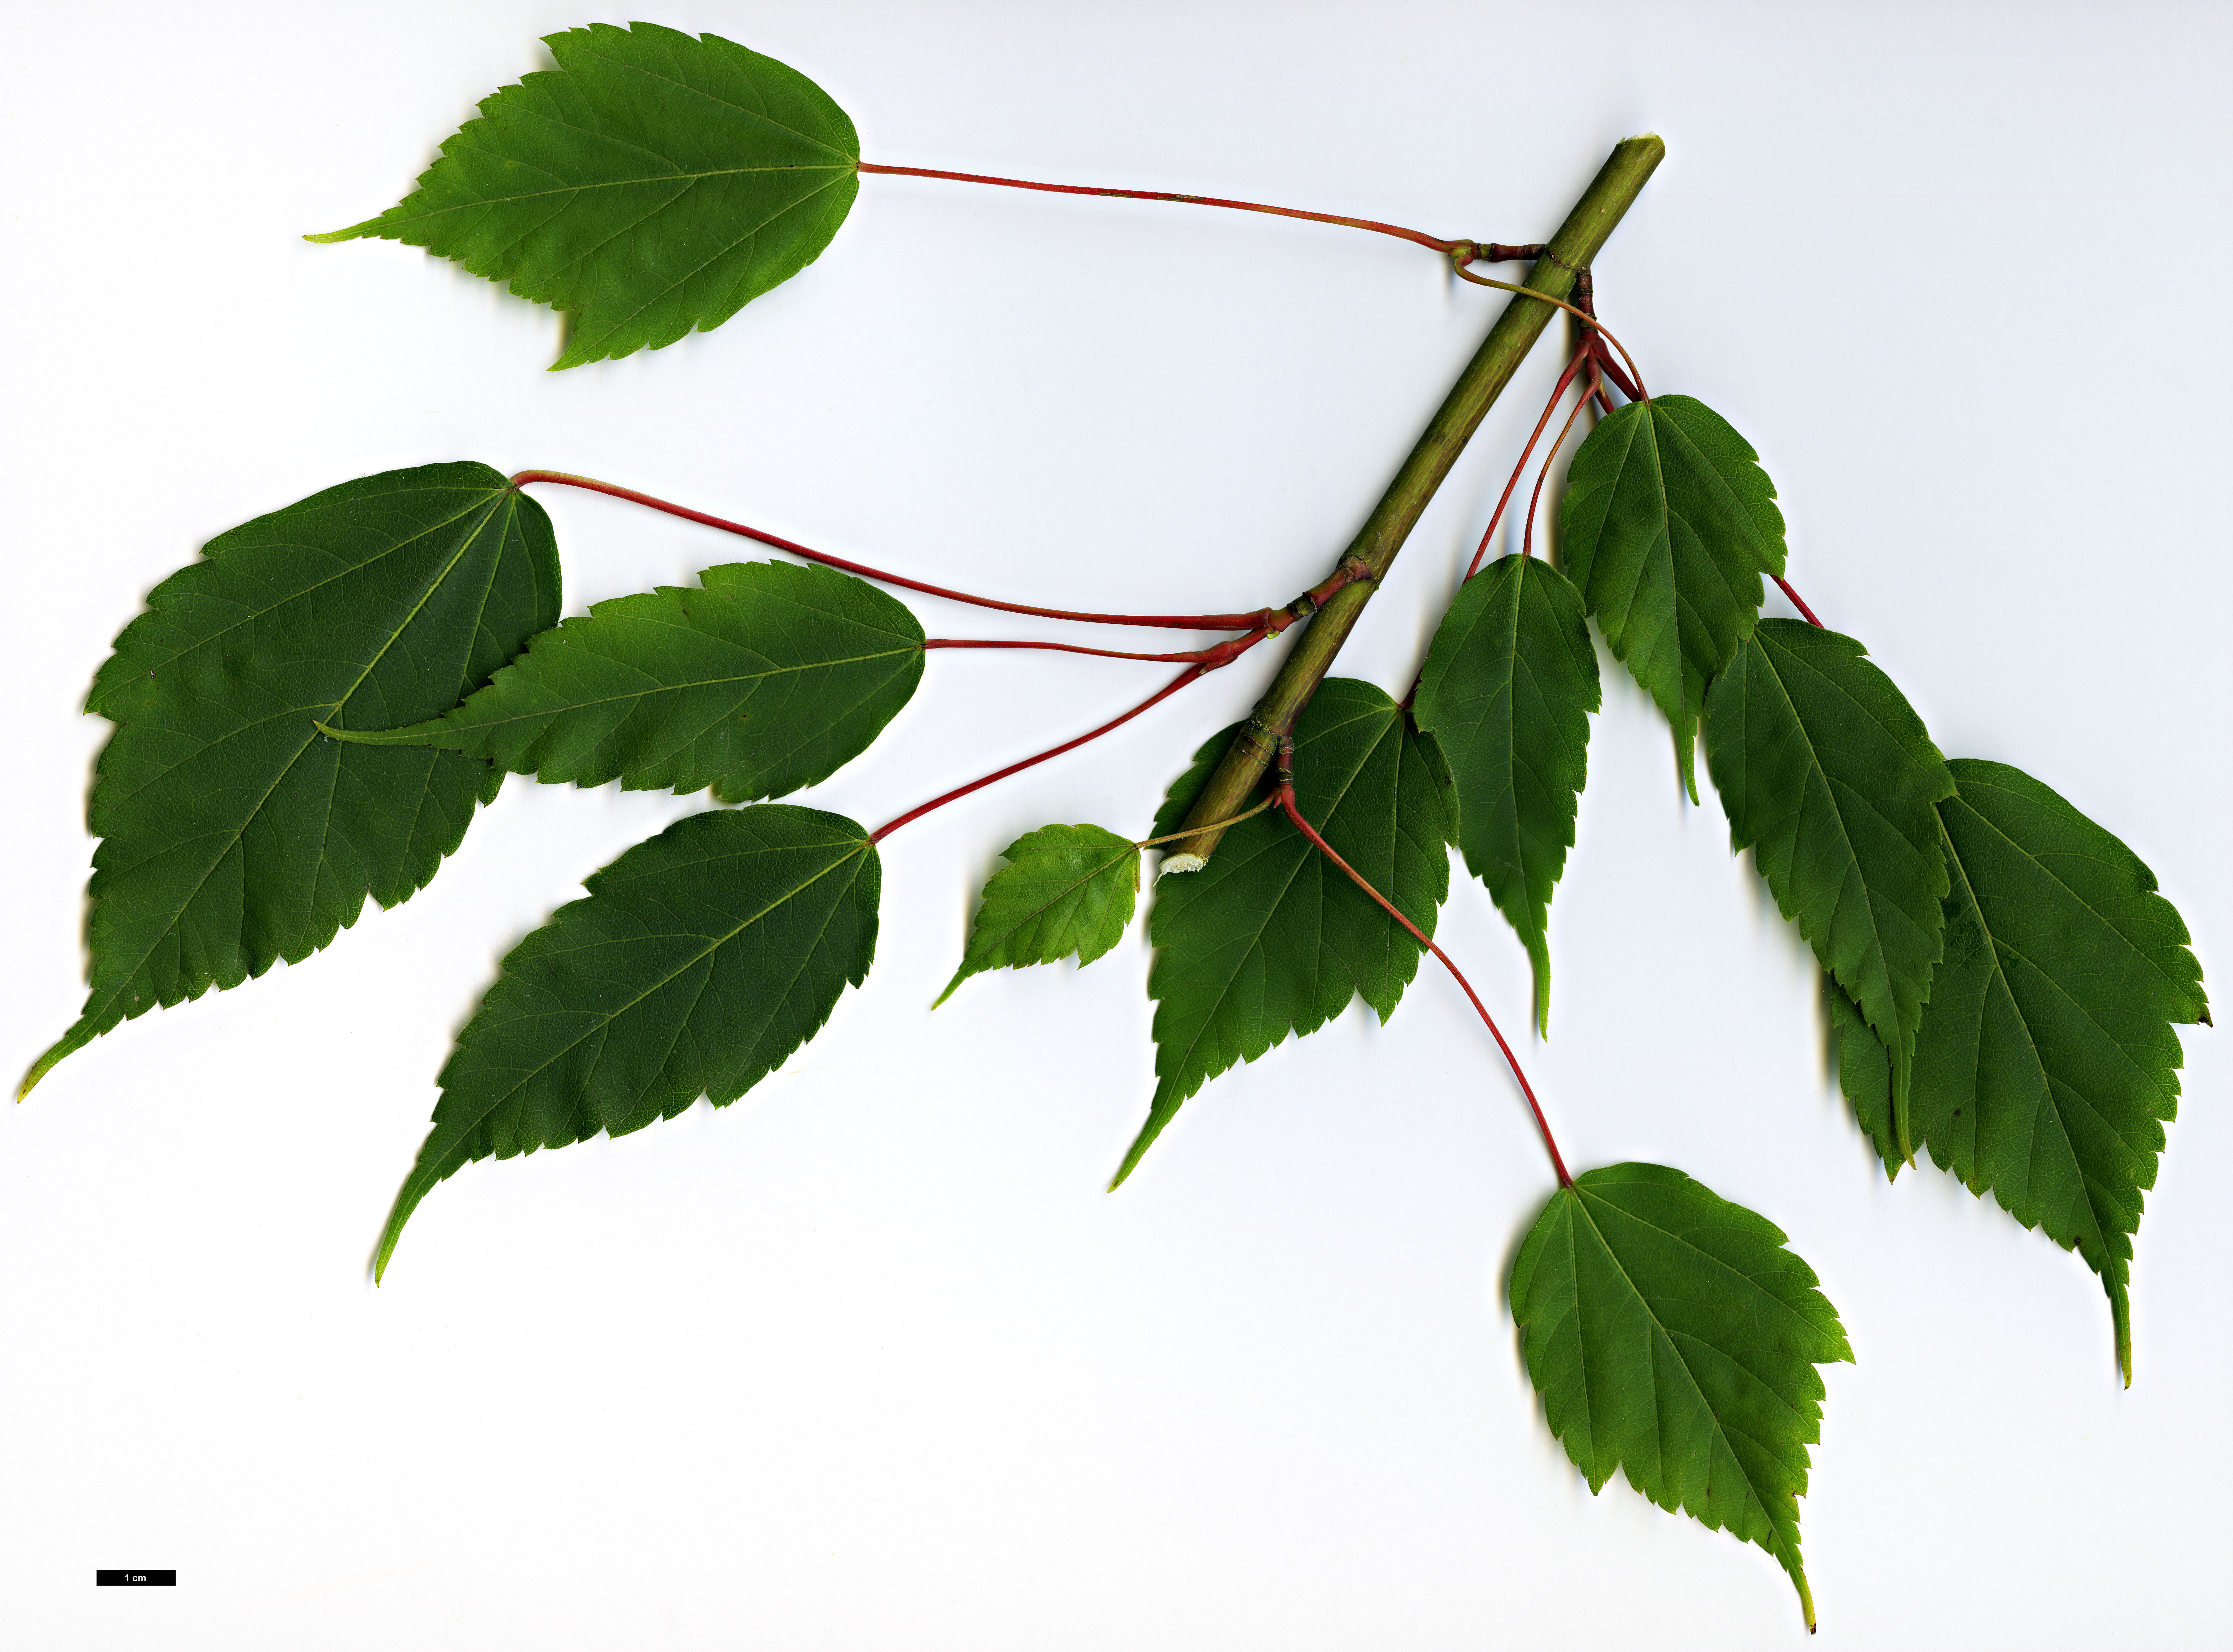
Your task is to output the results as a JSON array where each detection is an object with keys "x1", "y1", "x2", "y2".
[
  {"x1": 375, "y1": 805, "x2": 879, "y2": 1279},
  {"x1": 27, "y1": 464, "x2": 561, "y2": 1094},
  {"x1": 1119, "y1": 679, "x2": 1454, "y2": 1184},
  {"x1": 936, "y1": 824, "x2": 1140, "y2": 1006},
  {"x1": 1903, "y1": 760, "x2": 2206, "y2": 1381},
  {"x1": 315, "y1": 23, "x2": 860, "y2": 367},
  {"x1": 1705, "y1": 620, "x2": 1955, "y2": 1142},
  {"x1": 1558, "y1": 396, "x2": 1785, "y2": 796},
  {"x1": 1509, "y1": 1162, "x2": 1852, "y2": 1629},
  {"x1": 1412, "y1": 554, "x2": 1599, "y2": 1032},
  {"x1": 328, "y1": 559, "x2": 922, "y2": 803}
]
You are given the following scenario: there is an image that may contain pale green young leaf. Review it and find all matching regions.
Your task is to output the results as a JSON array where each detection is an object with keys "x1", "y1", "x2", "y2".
[
  {"x1": 936, "y1": 825, "x2": 1140, "y2": 1007},
  {"x1": 1899, "y1": 760, "x2": 2205, "y2": 1383},
  {"x1": 1704, "y1": 620, "x2": 1954, "y2": 1146},
  {"x1": 312, "y1": 23, "x2": 859, "y2": 368},
  {"x1": 375, "y1": 806, "x2": 879, "y2": 1280},
  {"x1": 1558, "y1": 396, "x2": 1785, "y2": 797},
  {"x1": 1412, "y1": 553, "x2": 1598, "y2": 1033},
  {"x1": 24, "y1": 465, "x2": 561, "y2": 1096},
  {"x1": 1509, "y1": 1163, "x2": 1853, "y2": 1631},
  {"x1": 1116, "y1": 679, "x2": 1455, "y2": 1185},
  {"x1": 325, "y1": 560, "x2": 922, "y2": 803}
]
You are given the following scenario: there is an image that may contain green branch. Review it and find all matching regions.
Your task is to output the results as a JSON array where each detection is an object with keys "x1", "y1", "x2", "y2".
[{"x1": 1160, "y1": 134, "x2": 1664, "y2": 867}]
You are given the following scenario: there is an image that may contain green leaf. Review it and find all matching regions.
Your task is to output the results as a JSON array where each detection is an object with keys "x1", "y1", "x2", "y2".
[
  {"x1": 1116, "y1": 678, "x2": 1454, "y2": 1185},
  {"x1": 1558, "y1": 396, "x2": 1785, "y2": 797},
  {"x1": 375, "y1": 805, "x2": 879, "y2": 1280},
  {"x1": 1824, "y1": 978, "x2": 1900, "y2": 1173},
  {"x1": 1902, "y1": 760, "x2": 2206, "y2": 1383},
  {"x1": 1412, "y1": 554, "x2": 1599, "y2": 1034},
  {"x1": 1704, "y1": 620, "x2": 1955, "y2": 1149},
  {"x1": 936, "y1": 824, "x2": 1140, "y2": 1007},
  {"x1": 324, "y1": 560, "x2": 922, "y2": 803},
  {"x1": 1509, "y1": 1163, "x2": 1853, "y2": 1631},
  {"x1": 311, "y1": 23, "x2": 859, "y2": 369},
  {"x1": 24, "y1": 464, "x2": 561, "y2": 1097}
]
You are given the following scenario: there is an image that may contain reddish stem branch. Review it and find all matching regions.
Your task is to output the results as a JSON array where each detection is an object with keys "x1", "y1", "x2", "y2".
[
  {"x1": 857, "y1": 160, "x2": 1503, "y2": 259},
  {"x1": 1464, "y1": 343, "x2": 1591, "y2": 579},
  {"x1": 923, "y1": 633, "x2": 1265, "y2": 666},
  {"x1": 1274, "y1": 755, "x2": 1573, "y2": 1187},
  {"x1": 869, "y1": 660, "x2": 1226, "y2": 843},
  {"x1": 1771, "y1": 574, "x2": 1825, "y2": 628},
  {"x1": 1521, "y1": 370, "x2": 1602, "y2": 559},
  {"x1": 508, "y1": 471, "x2": 1276, "y2": 633}
]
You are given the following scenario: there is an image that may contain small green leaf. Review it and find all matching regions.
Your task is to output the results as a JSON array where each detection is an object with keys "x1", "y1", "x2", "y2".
[
  {"x1": 1117, "y1": 679, "x2": 1454, "y2": 1185},
  {"x1": 25, "y1": 464, "x2": 561, "y2": 1096},
  {"x1": 1902, "y1": 761, "x2": 2206, "y2": 1383},
  {"x1": 1705, "y1": 620, "x2": 1955, "y2": 1150},
  {"x1": 1412, "y1": 554, "x2": 1599, "y2": 1033},
  {"x1": 375, "y1": 805, "x2": 879, "y2": 1280},
  {"x1": 324, "y1": 560, "x2": 922, "y2": 803},
  {"x1": 1558, "y1": 396, "x2": 1785, "y2": 797},
  {"x1": 312, "y1": 23, "x2": 859, "y2": 368},
  {"x1": 1509, "y1": 1163, "x2": 1853, "y2": 1632},
  {"x1": 936, "y1": 825, "x2": 1140, "y2": 1007}
]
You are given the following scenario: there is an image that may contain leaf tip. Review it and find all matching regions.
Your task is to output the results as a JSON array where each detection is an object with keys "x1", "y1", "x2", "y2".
[
  {"x1": 303, "y1": 223, "x2": 374, "y2": 245},
  {"x1": 19, "y1": 1025, "x2": 89, "y2": 1100}
]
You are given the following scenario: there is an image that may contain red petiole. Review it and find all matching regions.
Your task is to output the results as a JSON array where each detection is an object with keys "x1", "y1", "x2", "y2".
[
  {"x1": 870, "y1": 662, "x2": 1221, "y2": 843},
  {"x1": 1274, "y1": 742, "x2": 1573, "y2": 1187},
  {"x1": 508, "y1": 471, "x2": 1284, "y2": 634},
  {"x1": 1463, "y1": 343, "x2": 1592, "y2": 579},
  {"x1": 1521, "y1": 368, "x2": 1602, "y2": 559},
  {"x1": 856, "y1": 161, "x2": 1530, "y2": 262},
  {"x1": 1772, "y1": 574, "x2": 1825, "y2": 627},
  {"x1": 924, "y1": 633, "x2": 1266, "y2": 667}
]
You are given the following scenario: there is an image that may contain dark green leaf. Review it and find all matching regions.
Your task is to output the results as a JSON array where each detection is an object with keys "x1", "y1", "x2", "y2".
[
  {"x1": 326, "y1": 560, "x2": 922, "y2": 803},
  {"x1": 936, "y1": 824, "x2": 1140, "y2": 1007},
  {"x1": 1558, "y1": 396, "x2": 1785, "y2": 797},
  {"x1": 1509, "y1": 1163, "x2": 1853, "y2": 1631},
  {"x1": 1412, "y1": 553, "x2": 1598, "y2": 1034},
  {"x1": 311, "y1": 23, "x2": 859, "y2": 369},
  {"x1": 1902, "y1": 760, "x2": 2206, "y2": 1383},
  {"x1": 1704, "y1": 620, "x2": 1954, "y2": 1147},
  {"x1": 1824, "y1": 978, "x2": 1900, "y2": 1172},
  {"x1": 375, "y1": 805, "x2": 879, "y2": 1279},
  {"x1": 24, "y1": 464, "x2": 561, "y2": 1096},
  {"x1": 1116, "y1": 679, "x2": 1454, "y2": 1185}
]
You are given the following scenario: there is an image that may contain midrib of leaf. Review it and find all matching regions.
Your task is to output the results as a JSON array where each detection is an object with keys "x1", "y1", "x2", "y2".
[
  {"x1": 1488, "y1": 566, "x2": 1531, "y2": 861},
  {"x1": 1158, "y1": 705, "x2": 1397, "y2": 1085},
  {"x1": 421, "y1": 642, "x2": 921, "y2": 731},
  {"x1": 1601, "y1": 415, "x2": 1669, "y2": 648},
  {"x1": 1748, "y1": 636, "x2": 1926, "y2": 1032},
  {"x1": 436, "y1": 834, "x2": 872, "y2": 1142},
  {"x1": 1568, "y1": 1189, "x2": 1802, "y2": 1566},
  {"x1": 86, "y1": 499, "x2": 515, "y2": 1007},
  {"x1": 96, "y1": 489, "x2": 504, "y2": 703},
  {"x1": 324, "y1": 496, "x2": 514, "y2": 727}
]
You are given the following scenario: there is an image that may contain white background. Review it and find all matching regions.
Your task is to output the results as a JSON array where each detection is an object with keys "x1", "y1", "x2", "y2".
[{"x1": 4, "y1": 3, "x2": 2228, "y2": 1647}]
